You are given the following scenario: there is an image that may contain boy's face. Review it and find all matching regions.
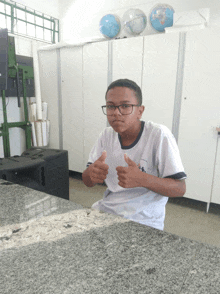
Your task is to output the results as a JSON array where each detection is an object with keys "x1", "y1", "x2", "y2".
[{"x1": 106, "y1": 87, "x2": 145, "y2": 135}]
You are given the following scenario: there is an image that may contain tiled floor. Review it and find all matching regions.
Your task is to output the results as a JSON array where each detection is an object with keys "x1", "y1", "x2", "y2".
[{"x1": 69, "y1": 176, "x2": 220, "y2": 248}]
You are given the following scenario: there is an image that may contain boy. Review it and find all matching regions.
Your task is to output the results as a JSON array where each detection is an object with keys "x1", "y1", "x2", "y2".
[{"x1": 82, "y1": 79, "x2": 186, "y2": 230}]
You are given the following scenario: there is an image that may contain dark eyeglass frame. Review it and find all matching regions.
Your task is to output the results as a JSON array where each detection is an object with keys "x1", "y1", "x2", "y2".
[{"x1": 101, "y1": 104, "x2": 140, "y2": 116}]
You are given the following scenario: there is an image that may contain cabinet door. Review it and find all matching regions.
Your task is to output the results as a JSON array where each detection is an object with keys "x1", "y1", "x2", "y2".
[
  {"x1": 178, "y1": 29, "x2": 220, "y2": 203},
  {"x1": 112, "y1": 36, "x2": 143, "y2": 87},
  {"x1": 60, "y1": 47, "x2": 84, "y2": 172},
  {"x1": 83, "y1": 42, "x2": 108, "y2": 169},
  {"x1": 211, "y1": 136, "x2": 220, "y2": 205},
  {"x1": 141, "y1": 33, "x2": 179, "y2": 131},
  {"x1": 38, "y1": 49, "x2": 60, "y2": 149}
]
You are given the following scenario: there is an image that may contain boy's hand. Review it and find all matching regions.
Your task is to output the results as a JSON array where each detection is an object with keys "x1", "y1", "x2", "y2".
[
  {"x1": 89, "y1": 151, "x2": 109, "y2": 184},
  {"x1": 116, "y1": 154, "x2": 142, "y2": 188}
]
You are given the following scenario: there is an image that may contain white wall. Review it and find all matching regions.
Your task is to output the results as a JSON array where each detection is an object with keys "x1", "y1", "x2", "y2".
[{"x1": 59, "y1": 0, "x2": 220, "y2": 42}]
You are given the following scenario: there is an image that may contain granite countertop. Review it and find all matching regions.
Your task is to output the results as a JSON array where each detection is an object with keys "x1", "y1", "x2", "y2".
[{"x1": 1, "y1": 179, "x2": 220, "y2": 294}]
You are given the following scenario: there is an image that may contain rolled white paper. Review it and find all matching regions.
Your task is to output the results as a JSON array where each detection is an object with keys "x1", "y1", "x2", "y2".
[
  {"x1": 29, "y1": 103, "x2": 37, "y2": 121},
  {"x1": 46, "y1": 120, "x2": 50, "y2": 146},
  {"x1": 31, "y1": 122, "x2": 37, "y2": 147},
  {"x1": 29, "y1": 97, "x2": 36, "y2": 104},
  {"x1": 32, "y1": 41, "x2": 43, "y2": 120},
  {"x1": 41, "y1": 120, "x2": 47, "y2": 146},
  {"x1": 42, "y1": 102, "x2": 48, "y2": 120},
  {"x1": 35, "y1": 120, "x2": 43, "y2": 146}
]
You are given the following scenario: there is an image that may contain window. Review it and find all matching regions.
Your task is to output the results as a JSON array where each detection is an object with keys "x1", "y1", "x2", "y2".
[{"x1": 0, "y1": 0, "x2": 59, "y2": 43}]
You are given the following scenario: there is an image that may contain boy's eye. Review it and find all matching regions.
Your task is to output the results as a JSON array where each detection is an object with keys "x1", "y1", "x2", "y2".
[
  {"x1": 121, "y1": 104, "x2": 130, "y2": 108},
  {"x1": 107, "y1": 105, "x2": 115, "y2": 109}
]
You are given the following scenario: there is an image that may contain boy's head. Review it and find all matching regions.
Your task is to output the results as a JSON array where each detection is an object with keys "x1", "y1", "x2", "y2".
[
  {"x1": 104, "y1": 79, "x2": 145, "y2": 136},
  {"x1": 105, "y1": 79, "x2": 142, "y2": 105}
]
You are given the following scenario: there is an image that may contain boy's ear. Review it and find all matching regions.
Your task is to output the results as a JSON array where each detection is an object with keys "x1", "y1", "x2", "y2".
[{"x1": 138, "y1": 105, "x2": 145, "y2": 118}]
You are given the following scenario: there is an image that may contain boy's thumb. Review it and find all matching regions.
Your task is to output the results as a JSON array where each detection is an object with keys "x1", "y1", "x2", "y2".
[{"x1": 98, "y1": 150, "x2": 107, "y2": 163}]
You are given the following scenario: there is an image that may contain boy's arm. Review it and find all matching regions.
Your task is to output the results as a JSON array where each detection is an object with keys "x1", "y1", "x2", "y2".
[
  {"x1": 138, "y1": 173, "x2": 186, "y2": 197},
  {"x1": 116, "y1": 154, "x2": 186, "y2": 197}
]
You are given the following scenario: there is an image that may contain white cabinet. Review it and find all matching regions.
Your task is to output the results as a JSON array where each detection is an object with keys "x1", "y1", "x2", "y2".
[
  {"x1": 38, "y1": 29, "x2": 220, "y2": 209},
  {"x1": 142, "y1": 33, "x2": 179, "y2": 131},
  {"x1": 83, "y1": 42, "x2": 108, "y2": 170},
  {"x1": 60, "y1": 47, "x2": 84, "y2": 172},
  {"x1": 112, "y1": 36, "x2": 143, "y2": 86},
  {"x1": 211, "y1": 137, "x2": 220, "y2": 205},
  {"x1": 39, "y1": 43, "x2": 108, "y2": 173},
  {"x1": 38, "y1": 49, "x2": 60, "y2": 149},
  {"x1": 111, "y1": 33, "x2": 179, "y2": 131},
  {"x1": 178, "y1": 29, "x2": 220, "y2": 204}
]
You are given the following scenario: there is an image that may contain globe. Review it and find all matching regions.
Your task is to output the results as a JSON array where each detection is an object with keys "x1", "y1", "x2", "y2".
[
  {"x1": 99, "y1": 14, "x2": 121, "y2": 38},
  {"x1": 150, "y1": 4, "x2": 175, "y2": 32},
  {"x1": 123, "y1": 9, "x2": 147, "y2": 35}
]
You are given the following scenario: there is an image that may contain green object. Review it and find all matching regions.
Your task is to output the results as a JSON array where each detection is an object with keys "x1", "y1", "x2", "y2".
[
  {"x1": 0, "y1": 90, "x2": 10, "y2": 157},
  {"x1": 0, "y1": 34, "x2": 33, "y2": 157}
]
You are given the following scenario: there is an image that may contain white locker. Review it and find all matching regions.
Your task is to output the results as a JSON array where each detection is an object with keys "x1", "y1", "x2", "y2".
[
  {"x1": 211, "y1": 137, "x2": 220, "y2": 205},
  {"x1": 38, "y1": 49, "x2": 60, "y2": 149},
  {"x1": 38, "y1": 31, "x2": 220, "y2": 209},
  {"x1": 60, "y1": 47, "x2": 84, "y2": 172},
  {"x1": 178, "y1": 29, "x2": 220, "y2": 204},
  {"x1": 142, "y1": 33, "x2": 179, "y2": 131},
  {"x1": 83, "y1": 41, "x2": 108, "y2": 170},
  {"x1": 112, "y1": 36, "x2": 143, "y2": 87}
]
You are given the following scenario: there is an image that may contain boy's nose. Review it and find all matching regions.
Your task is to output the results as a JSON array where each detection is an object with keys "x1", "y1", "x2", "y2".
[{"x1": 113, "y1": 106, "x2": 121, "y2": 115}]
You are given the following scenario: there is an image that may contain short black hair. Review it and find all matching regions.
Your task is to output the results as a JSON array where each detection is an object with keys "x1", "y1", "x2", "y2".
[{"x1": 105, "y1": 79, "x2": 142, "y2": 105}]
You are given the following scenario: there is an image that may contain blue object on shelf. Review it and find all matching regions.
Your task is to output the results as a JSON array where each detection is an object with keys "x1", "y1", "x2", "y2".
[
  {"x1": 150, "y1": 4, "x2": 175, "y2": 32},
  {"x1": 99, "y1": 14, "x2": 121, "y2": 38}
]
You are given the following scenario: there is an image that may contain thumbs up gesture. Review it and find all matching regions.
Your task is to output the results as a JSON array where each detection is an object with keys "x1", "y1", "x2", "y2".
[
  {"x1": 89, "y1": 151, "x2": 109, "y2": 185},
  {"x1": 116, "y1": 154, "x2": 142, "y2": 188}
]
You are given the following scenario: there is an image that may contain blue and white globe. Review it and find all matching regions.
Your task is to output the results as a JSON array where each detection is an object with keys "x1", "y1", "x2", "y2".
[
  {"x1": 123, "y1": 9, "x2": 147, "y2": 35},
  {"x1": 99, "y1": 14, "x2": 121, "y2": 38},
  {"x1": 150, "y1": 4, "x2": 174, "y2": 32}
]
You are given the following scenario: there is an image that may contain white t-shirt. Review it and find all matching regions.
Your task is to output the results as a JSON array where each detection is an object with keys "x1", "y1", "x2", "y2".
[{"x1": 87, "y1": 121, "x2": 187, "y2": 230}]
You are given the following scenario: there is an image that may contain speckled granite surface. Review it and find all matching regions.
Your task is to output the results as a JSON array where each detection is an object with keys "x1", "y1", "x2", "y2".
[{"x1": 1, "y1": 179, "x2": 220, "y2": 294}]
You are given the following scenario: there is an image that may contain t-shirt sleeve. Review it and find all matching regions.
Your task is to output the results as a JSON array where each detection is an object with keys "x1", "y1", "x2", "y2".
[
  {"x1": 86, "y1": 131, "x2": 105, "y2": 169},
  {"x1": 155, "y1": 127, "x2": 187, "y2": 180}
]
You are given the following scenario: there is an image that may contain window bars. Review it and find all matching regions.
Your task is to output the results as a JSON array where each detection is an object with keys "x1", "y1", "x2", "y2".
[{"x1": 0, "y1": 0, "x2": 59, "y2": 43}]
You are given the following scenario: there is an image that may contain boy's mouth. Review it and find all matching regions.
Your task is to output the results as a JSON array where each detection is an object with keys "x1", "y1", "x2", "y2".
[{"x1": 112, "y1": 119, "x2": 123, "y2": 122}]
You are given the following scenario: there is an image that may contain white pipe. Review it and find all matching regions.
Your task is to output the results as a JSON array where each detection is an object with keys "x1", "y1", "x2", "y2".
[{"x1": 32, "y1": 40, "x2": 43, "y2": 120}]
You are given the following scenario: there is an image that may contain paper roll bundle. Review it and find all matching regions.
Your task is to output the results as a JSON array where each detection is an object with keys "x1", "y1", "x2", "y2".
[
  {"x1": 29, "y1": 97, "x2": 36, "y2": 104},
  {"x1": 31, "y1": 122, "x2": 37, "y2": 147},
  {"x1": 41, "y1": 120, "x2": 47, "y2": 146},
  {"x1": 42, "y1": 102, "x2": 48, "y2": 120},
  {"x1": 46, "y1": 120, "x2": 50, "y2": 146},
  {"x1": 29, "y1": 103, "x2": 37, "y2": 121},
  {"x1": 32, "y1": 120, "x2": 50, "y2": 147},
  {"x1": 35, "y1": 121, "x2": 43, "y2": 147}
]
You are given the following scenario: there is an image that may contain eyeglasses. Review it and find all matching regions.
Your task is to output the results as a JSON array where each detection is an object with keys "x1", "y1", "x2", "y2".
[{"x1": 101, "y1": 104, "x2": 140, "y2": 116}]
